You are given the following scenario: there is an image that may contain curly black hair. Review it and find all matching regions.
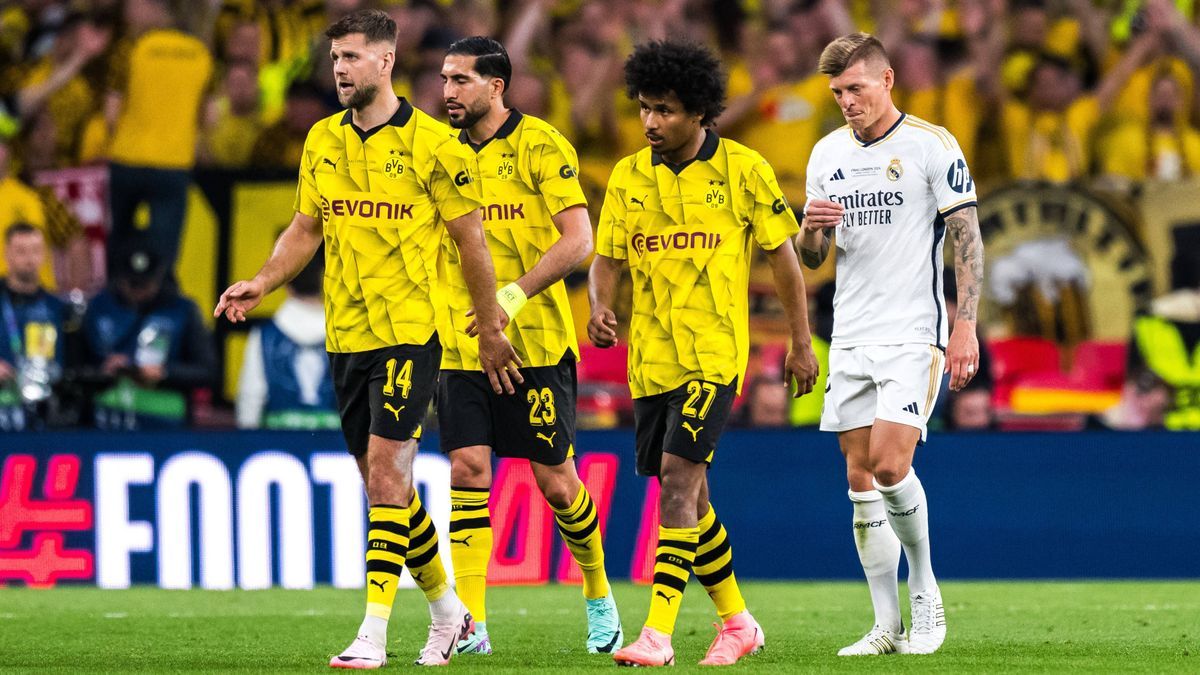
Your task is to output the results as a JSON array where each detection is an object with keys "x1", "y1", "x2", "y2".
[{"x1": 623, "y1": 40, "x2": 726, "y2": 127}]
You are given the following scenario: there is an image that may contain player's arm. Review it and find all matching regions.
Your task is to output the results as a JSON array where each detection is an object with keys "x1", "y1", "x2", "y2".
[
  {"x1": 765, "y1": 243, "x2": 820, "y2": 397},
  {"x1": 214, "y1": 211, "x2": 321, "y2": 323},
  {"x1": 945, "y1": 205, "x2": 985, "y2": 392},
  {"x1": 446, "y1": 209, "x2": 525, "y2": 394},
  {"x1": 587, "y1": 254, "x2": 622, "y2": 348},
  {"x1": 795, "y1": 204, "x2": 840, "y2": 269},
  {"x1": 468, "y1": 205, "x2": 592, "y2": 335}
]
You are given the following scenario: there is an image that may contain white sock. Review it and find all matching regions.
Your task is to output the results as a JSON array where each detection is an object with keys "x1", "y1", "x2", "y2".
[
  {"x1": 849, "y1": 489, "x2": 903, "y2": 633},
  {"x1": 874, "y1": 470, "x2": 937, "y2": 594},
  {"x1": 429, "y1": 589, "x2": 462, "y2": 624},
  {"x1": 358, "y1": 614, "x2": 388, "y2": 647}
]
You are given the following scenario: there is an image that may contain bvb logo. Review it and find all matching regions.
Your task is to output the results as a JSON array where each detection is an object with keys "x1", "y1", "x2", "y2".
[
  {"x1": 887, "y1": 158, "x2": 903, "y2": 181},
  {"x1": 978, "y1": 183, "x2": 1151, "y2": 342},
  {"x1": 705, "y1": 188, "x2": 726, "y2": 209},
  {"x1": 383, "y1": 150, "x2": 404, "y2": 179}
]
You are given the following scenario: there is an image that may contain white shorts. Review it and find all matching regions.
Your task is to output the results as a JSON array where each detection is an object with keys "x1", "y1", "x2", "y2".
[{"x1": 819, "y1": 344, "x2": 946, "y2": 441}]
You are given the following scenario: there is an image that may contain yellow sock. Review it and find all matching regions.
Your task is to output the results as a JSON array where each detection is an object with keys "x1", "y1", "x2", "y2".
[
  {"x1": 365, "y1": 504, "x2": 409, "y2": 620},
  {"x1": 449, "y1": 486, "x2": 492, "y2": 624},
  {"x1": 645, "y1": 525, "x2": 698, "y2": 635},
  {"x1": 695, "y1": 506, "x2": 747, "y2": 621},
  {"x1": 553, "y1": 484, "x2": 610, "y2": 599},
  {"x1": 405, "y1": 489, "x2": 449, "y2": 601}
]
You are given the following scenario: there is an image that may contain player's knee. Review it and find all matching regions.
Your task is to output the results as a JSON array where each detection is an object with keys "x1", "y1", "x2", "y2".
[
  {"x1": 872, "y1": 463, "x2": 910, "y2": 488},
  {"x1": 449, "y1": 449, "x2": 491, "y2": 488},
  {"x1": 540, "y1": 479, "x2": 577, "y2": 510}
]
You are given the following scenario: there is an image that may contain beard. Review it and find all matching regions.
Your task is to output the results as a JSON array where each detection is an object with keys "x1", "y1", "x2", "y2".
[
  {"x1": 448, "y1": 100, "x2": 488, "y2": 129},
  {"x1": 343, "y1": 83, "x2": 379, "y2": 111}
]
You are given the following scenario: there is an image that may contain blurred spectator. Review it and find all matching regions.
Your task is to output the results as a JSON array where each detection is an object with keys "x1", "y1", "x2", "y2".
[
  {"x1": 0, "y1": 136, "x2": 88, "y2": 290},
  {"x1": 1100, "y1": 69, "x2": 1200, "y2": 182},
  {"x1": 83, "y1": 244, "x2": 216, "y2": 429},
  {"x1": 200, "y1": 60, "x2": 265, "y2": 167},
  {"x1": 1128, "y1": 298, "x2": 1200, "y2": 430},
  {"x1": 105, "y1": 0, "x2": 216, "y2": 280},
  {"x1": 236, "y1": 251, "x2": 336, "y2": 430},
  {"x1": 1094, "y1": 368, "x2": 1173, "y2": 430},
  {"x1": 742, "y1": 376, "x2": 791, "y2": 428},
  {"x1": 16, "y1": 14, "x2": 110, "y2": 166},
  {"x1": 0, "y1": 223, "x2": 70, "y2": 431},
  {"x1": 250, "y1": 79, "x2": 330, "y2": 168}
]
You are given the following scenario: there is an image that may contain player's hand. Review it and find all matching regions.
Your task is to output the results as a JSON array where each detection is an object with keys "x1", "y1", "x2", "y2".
[
  {"x1": 802, "y1": 199, "x2": 844, "y2": 229},
  {"x1": 785, "y1": 340, "x2": 820, "y2": 398},
  {"x1": 477, "y1": 327, "x2": 524, "y2": 395},
  {"x1": 946, "y1": 319, "x2": 980, "y2": 392},
  {"x1": 587, "y1": 307, "x2": 619, "y2": 348},
  {"x1": 464, "y1": 307, "x2": 510, "y2": 338},
  {"x1": 214, "y1": 278, "x2": 266, "y2": 323}
]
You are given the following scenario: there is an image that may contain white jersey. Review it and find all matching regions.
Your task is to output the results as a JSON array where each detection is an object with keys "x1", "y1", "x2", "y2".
[{"x1": 806, "y1": 113, "x2": 976, "y2": 349}]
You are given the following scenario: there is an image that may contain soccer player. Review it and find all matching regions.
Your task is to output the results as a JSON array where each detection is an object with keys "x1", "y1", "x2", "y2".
[
  {"x1": 414, "y1": 35, "x2": 622, "y2": 655},
  {"x1": 214, "y1": 10, "x2": 522, "y2": 669},
  {"x1": 797, "y1": 33, "x2": 984, "y2": 656},
  {"x1": 589, "y1": 40, "x2": 820, "y2": 667}
]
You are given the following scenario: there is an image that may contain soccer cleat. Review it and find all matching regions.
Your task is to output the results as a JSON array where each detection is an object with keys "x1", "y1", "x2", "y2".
[
  {"x1": 330, "y1": 635, "x2": 387, "y2": 669},
  {"x1": 414, "y1": 603, "x2": 474, "y2": 666},
  {"x1": 455, "y1": 621, "x2": 492, "y2": 655},
  {"x1": 907, "y1": 587, "x2": 946, "y2": 654},
  {"x1": 697, "y1": 611, "x2": 765, "y2": 665},
  {"x1": 837, "y1": 625, "x2": 908, "y2": 656},
  {"x1": 586, "y1": 593, "x2": 623, "y2": 654},
  {"x1": 613, "y1": 626, "x2": 675, "y2": 667}
]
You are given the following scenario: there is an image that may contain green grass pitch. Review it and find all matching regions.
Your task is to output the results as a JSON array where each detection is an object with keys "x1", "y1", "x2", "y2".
[{"x1": 1, "y1": 581, "x2": 1196, "y2": 672}]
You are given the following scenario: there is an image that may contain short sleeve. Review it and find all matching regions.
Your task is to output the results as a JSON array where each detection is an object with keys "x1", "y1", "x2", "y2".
[
  {"x1": 596, "y1": 160, "x2": 629, "y2": 260},
  {"x1": 805, "y1": 146, "x2": 828, "y2": 205},
  {"x1": 429, "y1": 138, "x2": 483, "y2": 222},
  {"x1": 293, "y1": 127, "x2": 321, "y2": 218},
  {"x1": 529, "y1": 129, "x2": 587, "y2": 216},
  {"x1": 747, "y1": 158, "x2": 800, "y2": 251},
  {"x1": 927, "y1": 133, "x2": 977, "y2": 217}
]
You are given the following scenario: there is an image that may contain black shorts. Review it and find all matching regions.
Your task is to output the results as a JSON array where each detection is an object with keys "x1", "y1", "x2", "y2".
[
  {"x1": 329, "y1": 336, "x2": 441, "y2": 457},
  {"x1": 437, "y1": 354, "x2": 577, "y2": 465},
  {"x1": 633, "y1": 377, "x2": 738, "y2": 477}
]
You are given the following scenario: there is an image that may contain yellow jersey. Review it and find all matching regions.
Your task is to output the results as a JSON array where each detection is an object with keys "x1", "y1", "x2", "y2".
[
  {"x1": 597, "y1": 130, "x2": 799, "y2": 398},
  {"x1": 438, "y1": 110, "x2": 586, "y2": 370},
  {"x1": 108, "y1": 29, "x2": 213, "y2": 169},
  {"x1": 293, "y1": 98, "x2": 482, "y2": 353},
  {"x1": 0, "y1": 178, "x2": 80, "y2": 290}
]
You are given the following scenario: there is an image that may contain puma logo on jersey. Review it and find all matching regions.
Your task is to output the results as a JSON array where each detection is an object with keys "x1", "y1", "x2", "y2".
[
  {"x1": 682, "y1": 421, "x2": 703, "y2": 442},
  {"x1": 322, "y1": 157, "x2": 338, "y2": 169},
  {"x1": 383, "y1": 403, "x2": 406, "y2": 421},
  {"x1": 536, "y1": 431, "x2": 556, "y2": 447},
  {"x1": 655, "y1": 590, "x2": 676, "y2": 605},
  {"x1": 629, "y1": 195, "x2": 647, "y2": 209},
  {"x1": 450, "y1": 535, "x2": 474, "y2": 546},
  {"x1": 369, "y1": 578, "x2": 388, "y2": 592}
]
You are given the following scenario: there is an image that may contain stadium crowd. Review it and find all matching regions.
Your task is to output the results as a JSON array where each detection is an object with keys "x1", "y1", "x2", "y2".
[{"x1": 1, "y1": 0, "x2": 1199, "y2": 432}]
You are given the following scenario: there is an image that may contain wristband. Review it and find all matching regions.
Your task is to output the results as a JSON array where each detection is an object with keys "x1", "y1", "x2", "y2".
[{"x1": 496, "y1": 282, "x2": 528, "y2": 320}]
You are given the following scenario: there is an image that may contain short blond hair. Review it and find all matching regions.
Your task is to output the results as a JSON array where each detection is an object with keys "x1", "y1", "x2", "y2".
[{"x1": 818, "y1": 32, "x2": 890, "y2": 77}]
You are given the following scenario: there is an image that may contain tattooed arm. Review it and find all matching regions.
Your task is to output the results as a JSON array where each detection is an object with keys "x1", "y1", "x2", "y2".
[
  {"x1": 795, "y1": 199, "x2": 843, "y2": 269},
  {"x1": 945, "y1": 205, "x2": 984, "y2": 391}
]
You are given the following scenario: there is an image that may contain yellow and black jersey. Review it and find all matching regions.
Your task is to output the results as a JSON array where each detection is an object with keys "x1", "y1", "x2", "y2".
[
  {"x1": 438, "y1": 109, "x2": 586, "y2": 370},
  {"x1": 596, "y1": 130, "x2": 799, "y2": 398},
  {"x1": 108, "y1": 29, "x2": 213, "y2": 169},
  {"x1": 294, "y1": 98, "x2": 482, "y2": 353}
]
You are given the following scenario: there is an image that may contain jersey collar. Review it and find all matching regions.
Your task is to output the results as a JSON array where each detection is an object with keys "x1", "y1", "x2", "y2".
[
  {"x1": 851, "y1": 112, "x2": 906, "y2": 147},
  {"x1": 340, "y1": 97, "x2": 414, "y2": 142},
  {"x1": 651, "y1": 128, "x2": 719, "y2": 174},
  {"x1": 458, "y1": 108, "x2": 524, "y2": 152}
]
